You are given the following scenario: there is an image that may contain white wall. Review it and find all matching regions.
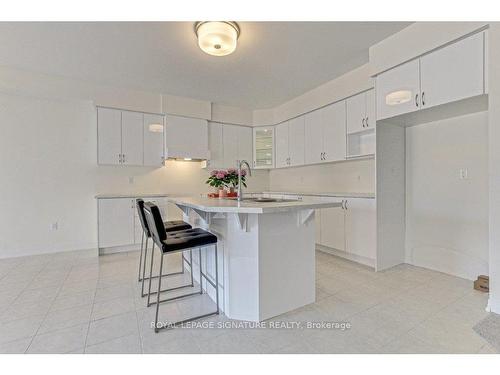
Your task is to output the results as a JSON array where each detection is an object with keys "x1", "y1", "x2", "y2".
[
  {"x1": 0, "y1": 92, "x2": 269, "y2": 259},
  {"x1": 488, "y1": 23, "x2": 500, "y2": 313},
  {"x1": 253, "y1": 64, "x2": 373, "y2": 126},
  {"x1": 405, "y1": 111, "x2": 489, "y2": 280},
  {"x1": 268, "y1": 159, "x2": 375, "y2": 194}
]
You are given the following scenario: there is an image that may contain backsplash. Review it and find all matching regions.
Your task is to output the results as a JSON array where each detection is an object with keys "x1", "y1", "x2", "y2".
[{"x1": 268, "y1": 158, "x2": 375, "y2": 194}]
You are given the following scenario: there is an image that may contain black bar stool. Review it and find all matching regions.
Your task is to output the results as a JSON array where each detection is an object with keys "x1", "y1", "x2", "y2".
[
  {"x1": 136, "y1": 199, "x2": 192, "y2": 297},
  {"x1": 143, "y1": 202, "x2": 219, "y2": 333}
]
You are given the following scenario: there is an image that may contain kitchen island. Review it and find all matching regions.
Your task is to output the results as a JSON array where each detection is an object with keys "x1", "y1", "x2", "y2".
[{"x1": 169, "y1": 195, "x2": 342, "y2": 322}]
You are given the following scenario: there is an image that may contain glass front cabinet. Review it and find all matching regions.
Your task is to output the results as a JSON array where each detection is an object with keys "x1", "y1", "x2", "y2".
[{"x1": 252, "y1": 127, "x2": 275, "y2": 169}]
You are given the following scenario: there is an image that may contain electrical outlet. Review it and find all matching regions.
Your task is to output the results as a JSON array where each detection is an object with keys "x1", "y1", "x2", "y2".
[
  {"x1": 459, "y1": 168, "x2": 469, "y2": 180},
  {"x1": 50, "y1": 222, "x2": 59, "y2": 231}
]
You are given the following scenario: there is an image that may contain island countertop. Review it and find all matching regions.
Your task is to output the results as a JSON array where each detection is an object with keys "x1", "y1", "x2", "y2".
[{"x1": 168, "y1": 195, "x2": 343, "y2": 214}]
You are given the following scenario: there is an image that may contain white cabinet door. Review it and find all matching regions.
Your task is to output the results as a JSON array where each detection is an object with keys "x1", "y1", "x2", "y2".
[
  {"x1": 98, "y1": 198, "x2": 134, "y2": 248},
  {"x1": 121, "y1": 111, "x2": 143, "y2": 166},
  {"x1": 320, "y1": 206, "x2": 345, "y2": 251},
  {"x1": 376, "y1": 59, "x2": 420, "y2": 120},
  {"x1": 304, "y1": 110, "x2": 323, "y2": 165},
  {"x1": 288, "y1": 116, "x2": 305, "y2": 166},
  {"x1": 237, "y1": 126, "x2": 253, "y2": 163},
  {"x1": 346, "y1": 92, "x2": 366, "y2": 134},
  {"x1": 222, "y1": 124, "x2": 239, "y2": 168},
  {"x1": 208, "y1": 122, "x2": 224, "y2": 169},
  {"x1": 97, "y1": 107, "x2": 122, "y2": 165},
  {"x1": 253, "y1": 127, "x2": 274, "y2": 169},
  {"x1": 165, "y1": 114, "x2": 208, "y2": 159},
  {"x1": 275, "y1": 121, "x2": 289, "y2": 168},
  {"x1": 345, "y1": 198, "x2": 376, "y2": 259},
  {"x1": 322, "y1": 101, "x2": 346, "y2": 162},
  {"x1": 143, "y1": 113, "x2": 164, "y2": 167},
  {"x1": 365, "y1": 89, "x2": 376, "y2": 130},
  {"x1": 420, "y1": 32, "x2": 484, "y2": 110}
]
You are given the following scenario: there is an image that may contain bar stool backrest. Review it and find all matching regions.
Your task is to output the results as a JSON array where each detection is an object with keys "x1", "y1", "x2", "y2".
[
  {"x1": 143, "y1": 202, "x2": 167, "y2": 249},
  {"x1": 136, "y1": 199, "x2": 151, "y2": 238}
]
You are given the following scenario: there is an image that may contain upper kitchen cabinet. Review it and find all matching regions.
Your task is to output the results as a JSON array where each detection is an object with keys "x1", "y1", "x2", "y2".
[
  {"x1": 207, "y1": 121, "x2": 224, "y2": 168},
  {"x1": 121, "y1": 111, "x2": 144, "y2": 166},
  {"x1": 253, "y1": 127, "x2": 274, "y2": 169},
  {"x1": 288, "y1": 116, "x2": 305, "y2": 167},
  {"x1": 238, "y1": 126, "x2": 253, "y2": 164},
  {"x1": 165, "y1": 114, "x2": 209, "y2": 160},
  {"x1": 143, "y1": 113, "x2": 165, "y2": 167},
  {"x1": 376, "y1": 59, "x2": 421, "y2": 120},
  {"x1": 420, "y1": 32, "x2": 484, "y2": 110},
  {"x1": 305, "y1": 100, "x2": 346, "y2": 164},
  {"x1": 207, "y1": 123, "x2": 253, "y2": 168},
  {"x1": 346, "y1": 89, "x2": 375, "y2": 158},
  {"x1": 304, "y1": 110, "x2": 323, "y2": 164},
  {"x1": 322, "y1": 101, "x2": 346, "y2": 162},
  {"x1": 97, "y1": 107, "x2": 122, "y2": 165},
  {"x1": 377, "y1": 31, "x2": 486, "y2": 121},
  {"x1": 98, "y1": 107, "x2": 166, "y2": 167},
  {"x1": 275, "y1": 116, "x2": 305, "y2": 168},
  {"x1": 275, "y1": 121, "x2": 290, "y2": 168}
]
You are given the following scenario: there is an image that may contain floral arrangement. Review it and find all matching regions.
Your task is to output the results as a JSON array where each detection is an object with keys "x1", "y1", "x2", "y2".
[{"x1": 206, "y1": 168, "x2": 247, "y2": 190}]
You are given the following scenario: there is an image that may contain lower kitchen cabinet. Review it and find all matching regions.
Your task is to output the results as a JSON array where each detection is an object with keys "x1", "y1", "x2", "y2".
[
  {"x1": 98, "y1": 198, "x2": 135, "y2": 248},
  {"x1": 344, "y1": 198, "x2": 376, "y2": 259},
  {"x1": 98, "y1": 196, "x2": 168, "y2": 252},
  {"x1": 315, "y1": 197, "x2": 376, "y2": 262},
  {"x1": 320, "y1": 204, "x2": 345, "y2": 251}
]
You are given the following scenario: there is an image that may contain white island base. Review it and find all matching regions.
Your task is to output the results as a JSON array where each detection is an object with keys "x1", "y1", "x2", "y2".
[
  {"x1": 171, "y1": 196, "x2": 341, "y2": 322},
  {"x1": 212, "y1": 211, "x2": 315, "y2": 322}
]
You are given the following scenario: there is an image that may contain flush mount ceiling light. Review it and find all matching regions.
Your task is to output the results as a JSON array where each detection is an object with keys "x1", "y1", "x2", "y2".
[{"x1": 195, "y1": 21, "x2": 240, "y2": 56}]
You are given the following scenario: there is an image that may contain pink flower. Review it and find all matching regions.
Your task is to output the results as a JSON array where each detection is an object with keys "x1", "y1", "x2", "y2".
[
  {"x1": 210, "y1": 170, "x2": 218, "y2": 176},
  {"x1": 240, "y1": 169, "x2": 247, "y2": 176},
  {"x1": 227, "y1": 168, "x2": 237, "y2": 174},
  {"x1": 216, "y1": 172, "x2": 226, "y2": 179}
]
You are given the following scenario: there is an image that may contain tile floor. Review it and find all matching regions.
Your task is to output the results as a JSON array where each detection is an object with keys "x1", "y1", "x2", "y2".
[{"x1": 0, "y1": 248, "x2": 497, "y2": 354}]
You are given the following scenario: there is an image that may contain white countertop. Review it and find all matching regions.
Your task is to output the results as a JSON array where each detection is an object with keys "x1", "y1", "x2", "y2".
[
  {"x1": 95, "y1": 193, "x2": 169, "y2": 199},
  {"x1": 262, "y1": 191, "x2": 375, "y2": 199},
  {"x1": 168, "y1": 196, "x2": 343, "y2": 214}
]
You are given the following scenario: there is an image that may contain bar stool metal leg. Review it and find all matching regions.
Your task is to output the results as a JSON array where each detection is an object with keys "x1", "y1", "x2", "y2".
[
  {"x1": 190, "y1": 250, "x2": 194, "y2": 287},
  {"x1": 154, "y1": 252, "x2": 165, "y2": 333},
  {"x1": 138, "y1": 232, "x2": 145, "y2": 281},
  {"x1": 199, "y1": 247, "x2": 203, "y2": 294},
  {"x1": 214, "y1": 244, "x2": 219, "y2": 314},
  {"x1": 147, "y1": 242, "x2": 155, "y2": 307},
  {"x1": 141, "y1": 236, "x2": 150, "y2": 296}
]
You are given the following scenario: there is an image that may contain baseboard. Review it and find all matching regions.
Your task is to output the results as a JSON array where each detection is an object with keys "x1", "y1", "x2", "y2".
[
  {"x1": 99, "y1": 244, "x2": 141, "y2": 255},
  {"x1": 316, "y1": 244, "x2": 375, "y2": 269},
  {"x1": 0, "y1": 244, "x2": 98, "y2": 260},
  {"x1": 487, "y1": 297, "x2": 500, "y2": 314}
]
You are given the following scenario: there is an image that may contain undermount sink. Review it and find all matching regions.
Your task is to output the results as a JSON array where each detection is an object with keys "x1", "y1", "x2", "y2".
[{"x1": 224, "y1": 197, "x2": 300, "y2": 203}]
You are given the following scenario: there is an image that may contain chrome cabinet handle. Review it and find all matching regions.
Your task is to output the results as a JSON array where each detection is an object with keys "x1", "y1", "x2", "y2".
[
  {"x1": 365, "y1": 117, "x2": 369, "y2": 127},
  {"x1": 118, "y1": 154, "x2": 121, "y2": 163},
  {"x1": 324, "y1": 152, "x2": 327, "y2": 160},
  {"x1": 362, "y1": 118, "x2": 366, "y2": 128},
  {"x1": 344, "y1": 200, "x2": 348, "y2": 210},
  {"x1": 415, "y1": 94, "x2": 419, "y2": 107},
  {"x1": 422, "y1": 92, "x2": 425, "y2": 106}
]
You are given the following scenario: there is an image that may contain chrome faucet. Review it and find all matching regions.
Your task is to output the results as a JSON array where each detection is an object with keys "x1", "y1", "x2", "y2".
[{"x1": 237, "y1": 160, "x2": 252, "y2": 202}]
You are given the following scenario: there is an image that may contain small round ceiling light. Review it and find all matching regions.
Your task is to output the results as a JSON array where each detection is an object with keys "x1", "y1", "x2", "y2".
[{"x1": 195, "y1": 21, "x2": 240, "y2": 56}]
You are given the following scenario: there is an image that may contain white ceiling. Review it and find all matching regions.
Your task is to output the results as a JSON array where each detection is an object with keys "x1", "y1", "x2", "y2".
[{"x1": 0, "y1": 22, "x2": 411, "y2": 109}]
